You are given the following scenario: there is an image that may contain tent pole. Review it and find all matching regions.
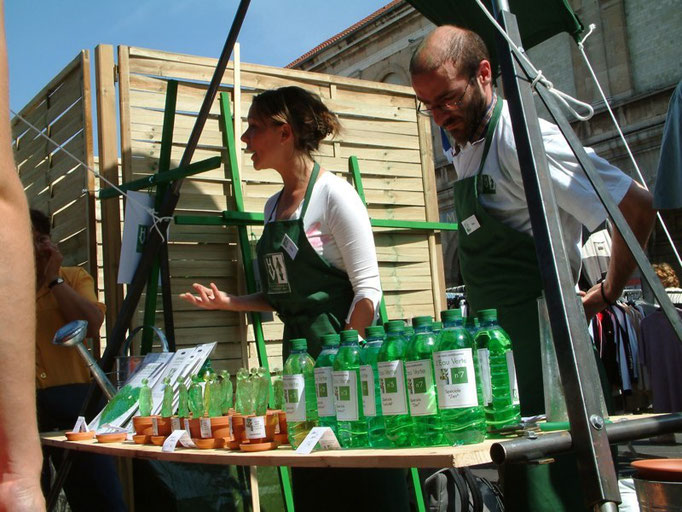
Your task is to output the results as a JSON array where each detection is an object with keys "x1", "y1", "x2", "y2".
[{"x1": 490, "y1": 1, "x2": 621, "y2": 510}]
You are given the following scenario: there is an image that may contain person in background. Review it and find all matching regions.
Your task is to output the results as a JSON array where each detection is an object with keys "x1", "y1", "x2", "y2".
[
  {"x1": 409, "y1": 25, "x2": 655, "y2": 512},
  {"x1": 181, "y1": 86, "x2": 407, "y2": 512},
  {"x1": 31, "y1": 209, "x2": 126, "y2": 511},
  {"x1": 0, "y1": 0, "x2": 45, "y2": 509},
  {"x1": 641, "y1": 262, "x2": 682, "y2": 423},
  {"x1": 653, "y1": 262, "x2": 682, "y2": 306}
]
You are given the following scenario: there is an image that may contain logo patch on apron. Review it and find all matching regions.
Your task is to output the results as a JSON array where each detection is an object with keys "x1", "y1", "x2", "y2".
[
  {"x1": 264, "y1": 252, "x2": 291, "y2": 294},
  {"x1": 479, "y1": 174, "x2": 496, "y2": 195}
]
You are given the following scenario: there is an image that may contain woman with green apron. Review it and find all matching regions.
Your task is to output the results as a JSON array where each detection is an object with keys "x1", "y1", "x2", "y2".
[{"x1": 182, "y1": 86, "x2": 408, "y2": 511}]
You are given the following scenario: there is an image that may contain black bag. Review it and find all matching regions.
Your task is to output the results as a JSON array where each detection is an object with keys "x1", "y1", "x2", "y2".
[{"x1": 424, "y1": 467, "x2": 505, "y2": 512}]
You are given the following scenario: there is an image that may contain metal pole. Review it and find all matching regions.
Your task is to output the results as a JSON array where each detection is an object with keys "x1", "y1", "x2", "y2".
[
  {"x1": 101, "y1": 0, "x2": 251, "y2": 374},
  {"x1": 490, "y1": 412, "x2": 682, "y2": 464},
  {"x1": 490, "y1": 1, "x2": 620, "y2": 509}
]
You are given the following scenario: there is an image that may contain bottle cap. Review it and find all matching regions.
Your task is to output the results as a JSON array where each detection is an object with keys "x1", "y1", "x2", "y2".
[
  {"x1": 440, "y1": 309, "x2": 462, "y2": 323},
  {"x1": 290, "y1": 338, "x2": 307, "y2": 351},
  {"x1": 340, "y1": 329, "x2": 358, "y2": 343},
  {"x1": 412, "y1": 315, "x2": 433, "y2": 328},
  {"x1": 365, "y1": 325, "x2": 385, "y2": 339},
  {"x1": 432, "y1": 321, "x2": 443, "y2": 330},
  {"x1": 478, "y1": 309, "x2": 498, "y2": 322},
  {"x1": 320, "y1": 333, "x2": 340, "y2": 346},
  {"x1": 385, "y1": 320, "x2": 405, "y2": 333}
]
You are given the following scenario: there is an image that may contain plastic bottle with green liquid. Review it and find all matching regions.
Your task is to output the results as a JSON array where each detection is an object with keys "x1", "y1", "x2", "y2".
[
  {"x1": 475, "y1": 309, "x2": 521, "y2": 433},
  {"x1": 377, "y1": 320, "x2": 411, "y2": 447},
  {"x1": 139, "y1": 378, "x2": 152, "y2": 417},
  {"x1": 314, "y1": 333, "x2": 339, "y2": 434},
  {"x1": 434, "y1": 309, "x2": 486, "y2": 445},
  {"x1": 161, "y1": 377, "x2": 173, "y2": 417},
  {"x1": 332, "y1": 329, "x2": 367, "y2": 448},
  {"x1": 405, "y1": 316, "x2": 442, "y2": 446},
  {"x1": 360, "y1": 325, "x2": 389, "y2": 447},
  {"x1": 283, "y1": 338, "x2": 318, "y2": 448}
]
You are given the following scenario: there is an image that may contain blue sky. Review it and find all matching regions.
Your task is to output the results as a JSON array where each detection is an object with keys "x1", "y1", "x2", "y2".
[{"x1": 6, "y1": 0, "x2": 391, "y2": 112}]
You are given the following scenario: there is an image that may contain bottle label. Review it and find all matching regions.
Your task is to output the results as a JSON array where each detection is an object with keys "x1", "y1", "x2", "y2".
[
  {"x1": 378, "y1": 361, "x2": 408, "y2": 416},
  {"x1": 332, "y1": 370, "x2": 359, "y2": 421},
  {"x1": 405, "y1": 360, "x2": 437, "y2": 417},
  {"x1": 507, "y1": 351, "x2": 520, "y2": 405},
  {"x1": 314, "y1": 367, "x2": 335, "y2": 417},
  {"x1": 477, "y1": 348, "x2": 492, "y2": 406},
  {"x1": 152, "y1": 416, "x2": 159, "y2": 436},
  {"x1": 433, "y1": 349, "x2": 479, "y2": 409},
  {"x1": 245, "y1": 415, "x2": 266, "y2": 439},
  {"x1": 360, "y1": 365, "x2": 376, "y2": 417},
  {"x1": 283, "y1": 374, "x2": 306, "y2": 422}
]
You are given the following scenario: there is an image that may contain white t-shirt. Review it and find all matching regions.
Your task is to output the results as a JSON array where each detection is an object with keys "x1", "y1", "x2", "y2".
[
  {"x1": 451, "y1": 101, "x2": 633, "y2": 279},
  {"x1": 264, "y1": 171, "x2": 382, "y2": 323}
]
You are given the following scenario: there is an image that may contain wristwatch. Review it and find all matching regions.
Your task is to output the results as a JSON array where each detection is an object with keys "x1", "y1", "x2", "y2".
[{"x1": 48, "y1": 277, "x2": 65, "y2": 289}]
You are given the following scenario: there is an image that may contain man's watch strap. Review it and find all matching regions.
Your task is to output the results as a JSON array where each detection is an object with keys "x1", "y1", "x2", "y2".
[{"x1": 48, "y1": 277, "x2": 65, "y2": 289}]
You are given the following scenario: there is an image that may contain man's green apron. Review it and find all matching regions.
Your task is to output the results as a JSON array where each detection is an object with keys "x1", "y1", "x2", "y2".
[
  {"x1": 453, "y1": 99, "x2": 588, "y2": 512},
  {"x1": 257, "y1": 163, "x2": 408, "y2": 512}
]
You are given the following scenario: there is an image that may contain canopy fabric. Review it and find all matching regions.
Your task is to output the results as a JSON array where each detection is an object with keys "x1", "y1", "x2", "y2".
[{"x1": 406, "y1": 0, "x2": 583, "y2": 71}]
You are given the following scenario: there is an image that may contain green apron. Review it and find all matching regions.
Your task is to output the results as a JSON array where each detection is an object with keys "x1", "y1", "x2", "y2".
[
  {"x1": 257, "y1": 162, "x2": 354, "y2": 361},
  {"x1": 257, "y1": 163, "x2": 408, "y2": 512},
  {"x1": 453, "y1": 100, "x2": 588, "y2": 512}
]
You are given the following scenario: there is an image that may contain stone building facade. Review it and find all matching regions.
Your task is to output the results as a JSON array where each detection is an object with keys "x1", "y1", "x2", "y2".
[{"x1": 289, "y1": 0, "x2": 682, "y2": 285}]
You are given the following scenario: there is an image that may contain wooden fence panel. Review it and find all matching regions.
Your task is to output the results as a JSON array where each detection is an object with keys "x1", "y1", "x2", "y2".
[
  {"x1": 12, "y1": 51, "x2": 97, "y2": 282},
  {"x1": 111, "y1": 45, "x2": 445, "y2": 372}
]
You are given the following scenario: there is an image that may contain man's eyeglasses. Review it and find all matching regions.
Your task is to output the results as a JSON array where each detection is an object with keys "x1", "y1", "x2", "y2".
[{"x1": 417, "y1": 80, "x2": 472, "y2": 116}]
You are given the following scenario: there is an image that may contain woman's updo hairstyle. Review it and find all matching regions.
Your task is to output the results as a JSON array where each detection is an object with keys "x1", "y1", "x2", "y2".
[{"x1": 250, "y1": 86, "x2": 340, "y2": 156}]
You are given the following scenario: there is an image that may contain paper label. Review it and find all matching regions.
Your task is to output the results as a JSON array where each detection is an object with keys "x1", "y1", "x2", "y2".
[
  {"x1": 461, "y1": 215, "x2": 481, "y2": 235},
  {"x1": 378, "y1": 361, "x2": 408, "y2": 415},
  {"x1": 171, "y1": 417, "x2": 181, "y2": 432},
  {"x1": 245, "y1": 416, "x2": 266, "y2": 439},
  {"x1": 359, "y1": 365, "x2": 376, "y2": 417},
  {"x1": 283, "y1": 374, "x2": 306, "y2": 422},
  {"x1": 295, "y1": 427, "x2": 341, "y2": 455},
  {"x1": 507, "y1": 351, "x2": 520, "y2": 405},
  {"x1": 162, "y1": 429, "x2": 197, "y2": 452},
  {"x1": 433, "y1": 349, "x2": 479, "y2": 409},
  {"x1": 72, "y1": 416, "x2": 89, "y2": 433},
  {"x1": 314, "y1": 367, "x2": 335, "y2": 417},
  {"x1": 332, "y1": 370, "x2": 359, "y2": 421},
  {"x1": 405, "y1": 360, "x2": 437, "y2": 417},
  {"x1": 200, "y1": 417, "x2": 212, "y2": 439},
  {"x1": 152, "y1": 416, "x2": 159, "y2": 436},
  {"x1": 477, "y1": 348, "x2": 492, "y2": 406},
  {"x1": 281, "y1": 234, "x2": 299, "y2": 260},
  {"x1": 183, "y1": 418, "x2": 191, "y2": 433}
]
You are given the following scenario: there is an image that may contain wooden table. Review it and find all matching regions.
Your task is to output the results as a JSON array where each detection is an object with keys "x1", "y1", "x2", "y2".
[{"x1": 41, "y1": 431, "x2": 495, "y2": 469}]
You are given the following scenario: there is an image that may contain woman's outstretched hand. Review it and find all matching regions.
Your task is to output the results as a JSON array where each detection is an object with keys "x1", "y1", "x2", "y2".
[{"x1": 180, "y1": 282, "x2": 234, "y2": 311}]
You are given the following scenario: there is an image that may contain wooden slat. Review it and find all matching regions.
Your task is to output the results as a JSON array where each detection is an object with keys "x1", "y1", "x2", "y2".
[{"x1": 96, "y1": 45, "x2": 125, "y2": 339}]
